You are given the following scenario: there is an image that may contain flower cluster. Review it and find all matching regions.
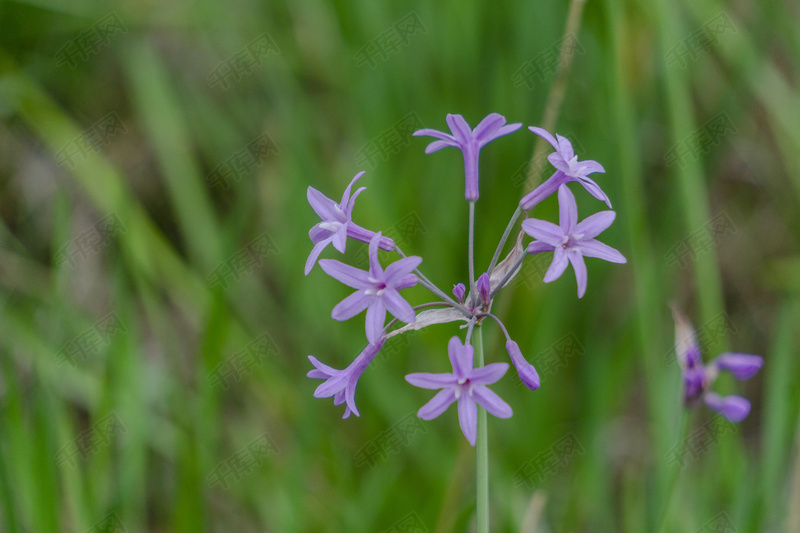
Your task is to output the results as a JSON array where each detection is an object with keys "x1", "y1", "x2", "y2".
[
  {"x1": 671, "y1": 305, "x2": 763, "y2": 422},
  {"x1": 305, "y1": 111, "x2": 760, "y2": 447}
]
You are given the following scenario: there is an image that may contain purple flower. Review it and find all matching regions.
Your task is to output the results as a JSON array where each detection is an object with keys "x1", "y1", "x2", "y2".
[
  {"x1": 505, "y1": 341, "x2": 540, "y2": 390},
  {"x1": 306, "y1": 171, "x2": 395, "y2": 275},
  {"x1": 520, "y1": 127, "x2": 610, "y2": 210},
  {"x1": 672, "y1": 306, "x2": 763, "y2": 422},
  {"x1": 405, "y1": 336, "x2": 512, "y2": 446},
  {"x1": 414, "y1": 113, "x2": 522, "y2": 201},
  {"x1": 522, "y1": 185, "x2": 626, "y2": 298},
  {"x1": 307, "y1": 340, "x2": 385, "y2": 418},
  {"x1": 319, "y1": 233, "x2": 421, "y2": 344}
]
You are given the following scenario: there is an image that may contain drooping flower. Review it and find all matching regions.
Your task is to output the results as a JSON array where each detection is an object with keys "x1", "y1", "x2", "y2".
[
  {"x1": 672, "y1": 305, "x2": 763, "y2": 422},
  {"x1": 414, "y1": 113, "x2": 522, "y2": 201},
  {"x1": 505, "y1": 340, "x2": 540, "y2": 390},
  {"x1": 522, "y1": 185, "x2": 626, "y2": 298},
  {"x1": 307, "y1": 340, "x2": 385, "y2": 418},
  {"x1": 319, "y1": 233, "x2": 421, "y2": 344},
  {"x1": 405, "y1": 336, "x2": 512, "y2": 446},
  {"x1": 520, "y1": 127, "x2": 610, "y2": 210},
  {"x1": 306, "y1": 171, "x2": 395, "y2": 275}
]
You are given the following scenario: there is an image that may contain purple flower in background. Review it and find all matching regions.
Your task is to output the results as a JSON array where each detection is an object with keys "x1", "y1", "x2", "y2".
[
  {"x1": 320, "y1": 233, "x2": 420, "y2": 344},
  {"x1": 520, "y1": 127, "x2": 610, "y2": 210},
  {"x1": 414, "y1": 113, "x2": 522, "y2": 201},
  {"x1": 522, "y1": 185, "x2": 626, "y2": 298},
  {"x1": 307, "y1": 340, "x2": 385, "y2": 418},
  {"x1": 306, "y1": 171, "x2": 395, "y2": 275},
  {"x1": 672, "y1": 305, "x2": 763, "y2": 422},
  {"x1": 406, "y1": 336, "x2": 512, "y2": 446}
]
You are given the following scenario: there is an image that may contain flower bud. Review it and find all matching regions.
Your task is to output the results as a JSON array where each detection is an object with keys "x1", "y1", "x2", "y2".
[
  {"x1": 452, "y1": 283, "x2": 466, "y2": 303},
  {"x1": 477, "y1": 273, "x2": 491, "y2": 307},
  {"x1": 505, "y1": 340, "x2": 540, "y2": 390}
]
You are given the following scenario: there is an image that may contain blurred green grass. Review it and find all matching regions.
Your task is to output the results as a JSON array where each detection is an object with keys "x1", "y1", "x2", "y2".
[{"x1": 0, "y1": 0, "x2": 799, "y2": 531}]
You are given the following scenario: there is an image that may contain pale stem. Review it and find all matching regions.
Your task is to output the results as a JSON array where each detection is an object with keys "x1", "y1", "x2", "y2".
[
  {"x1": 468, "y1": 201, "x2": 477, "y2": 306},
  {"x1": 393, "y1": 244, "x2": 472, "y2": 318},
  {"x1": 474, "y1": 326, "x2": 489, "y2": 533},
  {"x1": 487, "y1": 206, "x2": 522, "y2": 277}
]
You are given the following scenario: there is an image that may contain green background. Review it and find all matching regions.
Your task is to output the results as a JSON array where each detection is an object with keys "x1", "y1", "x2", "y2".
[{"x1": 0, "y1": 0, "x2": 798, "y2": 531}]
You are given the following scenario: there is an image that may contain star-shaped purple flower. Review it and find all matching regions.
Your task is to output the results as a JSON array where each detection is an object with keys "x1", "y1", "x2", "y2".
[
  {"x1": 307, "y1": 340, "x2": 385, "y2": 419},
  {"x1": 520, "y1": 127, "x2": 611, "y2": 210},
  {"x1": 414, "y1": 113, "x2": 522, "y2": 201},
  {"x1": 522, "y1": 185, "x2": 626, "y2": 298},
  {"x1": 319, "y1": 233, "x2": 420, "y2": 344},
  {"x1": 306, "y1": 171, "x2": 395, "y2": 275},
  {"x1": 672, "y1": 306, "x2": 763, "y2": 422},
  {"x1": 405, "y1": 336, "x2": 512, "y2": 446}
]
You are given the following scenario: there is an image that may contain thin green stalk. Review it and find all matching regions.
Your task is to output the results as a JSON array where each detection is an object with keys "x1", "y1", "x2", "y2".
[
  {"x1": 474, "y1": 326, "x2": 489, "y2": 533},
  {"x1": 657, "y1": 411, "x2": 691, "y2": 533}
]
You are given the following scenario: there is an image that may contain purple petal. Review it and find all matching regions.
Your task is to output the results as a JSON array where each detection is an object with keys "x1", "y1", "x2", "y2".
[
  {"x1": 395, "y1": 273, "x2": 418, "y2": 290},
  {"x1": 448, "y1": 336, "x2": 472, "y2": 379},
  {"x1": 543, "y1": 247, "x2": 569, "y2": 283},
  {"x1": 472, "y1": 386, "x2": 513, "y2": 418},
  {"x1": 491, "y1": 122, "x2": 523, "y2": 140},
  {"x1": 314, "y1": 373, "x2": 348, "y2": 398},
  {"x1": 309, "y1": 224, "x2": 332, "y2": 243},
  {"x1": 472, "y1": 113, "x2": 505, "y2": 140},
  {"x1": 305, "y1": 237, "x2": 332, "y2": 275},
  {"x1": 558, "y1": 184, "x2": 578, "y2": 233},
  {"x1": 331, "y1": 224, "x2": 348, "y2": 253},
  {"x1": 384, "y1": 256, "x2": 423, "y2": 286},
  {"x1": 413, "y1": 128, "x2": 456, "y2": 142},
  {"x1": 575, "y1": 211, "x2": 616, "y2": 240},
  {"x1": 368, "y1": 233, "x2": 383, "y2": 279},
  {"x1": 526, "y1": 241, "x2": 555, "y2": 255},
  {"x1": 519, "y1": 170, "x2": 568, "y2": 211},
  {"x1": 382, "y1": 288, "x2": 416, "y2": 324},
  {"x1": 469, "y1": 362, "x2": 509, "y2": 386},
  {"x1": 445, "y1": 114, "x2": 472, "y2": 144},
  {"x1": 521, "y1": 219, "x2": 563, "y2": 247},
  {"x1": 579, "y1": 160, "x2": 605, "y2": 175},
  {"x1": 580, "y1": 240, "x2": 627, "y2": 264},
  {"x1": 344, "y1": 186, "x2": 366, "y2": 217},
  {"x1": 307, "y1": 355, "x2": 337, "y2": 379},
  {"x1": 458, "y1": 396, "x2": 478, "y2": 446},
  {"x1": 548, "y1": 153, "x2": 572, "y2": 174},
  {"x1": 425, "y1": 140, "x2": 456, "y2": 154},
  {"x1": 417, "y1": 388, "x2": 457, "y2": 420},
  {"x1": 307, "y1": 186, "x2": 341, "y2": 221},
  {"x1": 340, "y1": 171, "x2": 365, "y2": 209},
  {"x1": 710, "y1": 353, "x2": 763, "y2": 381},
  {"x1": 528, "y1": 126, "x2": 559, "y2": 151},
  {"x1": 331, "y1": 290, "x2": 373, "y2": 321},
  {"x1": 319, "y1": 259, "x2": 372, "y2": 289},
  {"x1": 577, "y1": 177, "x2": 612, "y2": 208},
  {"x1": 704, "y1": 392, "x2": 751, "y2": 422},
  {"x1": 365, "y1": 298, "x2": 386, "y2": 344},
  {"x1": 555, "y1": 134, "x2": 575, "y2": 161},
  {"x1": 568, "y1": 251, "x2": 588, "y2": 298},
  {"x1": 505, "y1": 340, "x2": 540, "y2": 390},
  {"x1": 405, "y1": 372, "x2": 458, "y2": 390}
]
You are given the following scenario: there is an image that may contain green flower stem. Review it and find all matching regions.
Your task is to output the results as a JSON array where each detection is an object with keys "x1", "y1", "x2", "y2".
[{"x1": 475, "y1": 326, "x2": 489, "y2": 533}]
